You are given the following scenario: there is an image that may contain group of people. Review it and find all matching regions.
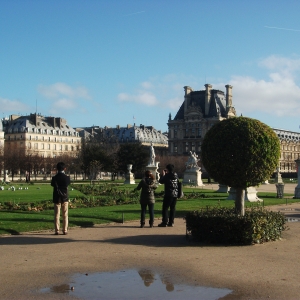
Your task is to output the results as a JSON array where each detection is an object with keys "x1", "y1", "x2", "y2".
[
  {"x1": 135, "y1": 163, "x2": 179, "y2": 228},
  {"x1": 51, "y1": 162, "x2": 180, "y2": 234}
]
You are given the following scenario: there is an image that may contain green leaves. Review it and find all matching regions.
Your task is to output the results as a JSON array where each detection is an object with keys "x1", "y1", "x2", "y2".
[
  {"x1": 185, "y1": 207, "x2": 286, "y2": 245},
  {"x1": 201, "y1": 117, "x2": 280, "y2": 189}
]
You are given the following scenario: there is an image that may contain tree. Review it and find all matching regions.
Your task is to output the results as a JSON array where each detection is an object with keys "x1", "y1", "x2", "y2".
[
  {"x1": 156, "y1": 154, "x2": 187, "y2": 178},
  {"x1": 117, "y1": 143, "x2": 148, "y2": 174},
  {"x1": 79, "y1": 134, "x2": 119, "y2": 179},
  {"x1": 201, "y1": 117, "x2": 280, "y2": 216},
  {"x1": 0, "y1": 145, "x2": 4, "y2": 179},
  {"x1": 4, "y1": 148, "x2": 24, "y2": 181}
]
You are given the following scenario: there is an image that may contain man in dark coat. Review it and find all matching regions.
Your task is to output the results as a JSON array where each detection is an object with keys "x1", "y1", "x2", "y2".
[
  {"x1": 158, "y1": 164, "x2": 179, "y2": 227},
  {"x1": 136, "y1": 170, "x2": 157, "y2": 228},
  {"x1": 51, "y1": 162, "x2": 71, "y2": 235}
]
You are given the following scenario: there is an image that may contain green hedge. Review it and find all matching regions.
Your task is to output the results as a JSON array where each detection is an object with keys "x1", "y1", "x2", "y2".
[{"x1": 185, "y1": 207, "x2": 287, "y2": 245}]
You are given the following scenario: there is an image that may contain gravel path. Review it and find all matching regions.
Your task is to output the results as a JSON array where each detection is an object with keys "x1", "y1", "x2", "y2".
[{"x1": 1, "y1": 184, "x2": 300, "y2": 299}]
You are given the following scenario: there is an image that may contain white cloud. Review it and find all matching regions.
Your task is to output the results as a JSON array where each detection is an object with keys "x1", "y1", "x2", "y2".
[
  {"x1": 117, "y1": 74, "x2": 197, "y2": 110},
  {"x1": 117, "y1": 55, "x2": 300, "y2": 119},
  {"x1": 224, "y1": 56, "x2": 300, "y2": 117},
  {"x1": 118, "y1": 91, "x2": 158, "y2": 106},
  {"x1": 0, "y1": 97, "x2": 29, "y2": 112},
  {"x1": 140, "y1": 81, "x2": 153, "y2": 89},
  {"x1": 165, "y1": 97, "x2": 183, "y2": 110},
  {"x1": 37, "y1": 82, "x2": 91, "y2": 113}
]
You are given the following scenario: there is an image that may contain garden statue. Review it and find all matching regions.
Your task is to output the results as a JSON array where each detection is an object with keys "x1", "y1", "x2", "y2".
[
  {"x1": 148, "y1": 142, "x2": 156, "y2": 166},
  {"x1": 185, "y1": 151, "x2": 200, "y2": 170}
]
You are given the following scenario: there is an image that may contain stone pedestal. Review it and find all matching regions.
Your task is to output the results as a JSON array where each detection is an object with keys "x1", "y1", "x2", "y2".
[
  {"x1": 276, "y1": 183, "x2": 285, "y2": 198},
  {"x1": 227, "y1": 186, "x2": 262, "y2": 202},
  {"x1": 216, "y1": 184, "x2": 229, "y2": 193},
  {"x1": 124, "y1": 164, "x2": 135, "y2": 185},
  {"x1": 294, "y1": 159, "x2": 300, "y2": 198},
  {"x1": 4, "y1": 170, "x2": 10, "y2": 183},
  {"x1": 183, "y1": 168, "x2": 205, "y2": 187},
  {"x1": 274, "y1": 170, "x2": 283, "y2": 184}
]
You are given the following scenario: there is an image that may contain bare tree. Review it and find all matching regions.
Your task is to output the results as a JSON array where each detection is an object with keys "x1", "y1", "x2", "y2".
[{"x1": 156, "y1": 154, "x2": 187, "y2": 178}]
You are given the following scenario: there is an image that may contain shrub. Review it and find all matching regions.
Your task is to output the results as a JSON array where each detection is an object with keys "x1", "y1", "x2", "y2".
[
  {"x1": 185, "y1": 207, "x2": 286, "y2": 245},
  {"x1": 201, "y1": 117, "x2": 280, "y2": 216}
]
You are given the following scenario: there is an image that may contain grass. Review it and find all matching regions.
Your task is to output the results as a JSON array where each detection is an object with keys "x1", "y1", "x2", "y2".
[{"x1": 0, "y1": 182, "x2": 299, "y2": 235}]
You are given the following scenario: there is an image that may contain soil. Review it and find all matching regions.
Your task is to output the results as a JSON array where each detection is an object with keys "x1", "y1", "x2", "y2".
[{"x1": 1, "y1": 183, "x2": 300, "y2": 299}]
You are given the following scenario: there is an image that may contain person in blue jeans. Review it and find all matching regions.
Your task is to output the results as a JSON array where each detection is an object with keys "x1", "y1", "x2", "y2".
[
  {"x1": 158, "y1": 164, "x2": 179, "y2": 227},
  {"x1": 136, "y1": 170, "x2": 157, "y2": 228}
]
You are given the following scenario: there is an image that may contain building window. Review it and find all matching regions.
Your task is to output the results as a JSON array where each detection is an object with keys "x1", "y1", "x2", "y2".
[
  {"x1": 174, "y1": 130, "x2": 177, "y2": 138},
  {"x1": 41, "y1": 143, "x2": 44, "y2": 149},
  {"x1": 174, "y1": 143, "x2": 177, "y2": 153},
  {"x1": 34, "y1": 143, "x2": 38, "y2": 149},
  {"x1": 198, "y1": 127, "x2": 202, "y2": 137},
  {"x1": 192, "y1": 142, "x2": 195, "y2": 151},
  {"x1": 65, "y1": 145, "x2": 68, "y2": 151},
  {"x1": 48, "y1": 144, "x2": 50, "y2": 150},
  {"x1": 198, "y1": 142, "x2": 201, "y2": 152},
  {"x1": 185, "y1": 142, "x2": 189, "y2": 152}
]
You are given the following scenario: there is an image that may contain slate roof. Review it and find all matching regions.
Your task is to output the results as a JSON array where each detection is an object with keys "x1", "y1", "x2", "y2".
[
  {"x1": 174, "y1": 89, "x2": 227, "y2": 120},
  {"x1": 3, "y1": 114, "x2": 78, "y2": 136},
  {"x1": 77, "y1": 124, "x2": 168, "y2": 145}
]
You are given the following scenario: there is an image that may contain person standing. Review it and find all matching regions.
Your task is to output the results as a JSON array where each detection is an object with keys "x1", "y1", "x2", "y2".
[
  {"x1": 136, "y1": 170, "x2": 157, "y2": 228},
  {"x1": 51, "y1": 162, "x2": 71, "y2": 235},
  {"x1": 158, "y1": 164, "x2": 179, "y2": 227}
]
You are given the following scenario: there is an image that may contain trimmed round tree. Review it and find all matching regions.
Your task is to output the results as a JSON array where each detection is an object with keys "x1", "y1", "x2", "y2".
[{"x1": 201, "y1": 117, "x2": 280, "y2": 216}]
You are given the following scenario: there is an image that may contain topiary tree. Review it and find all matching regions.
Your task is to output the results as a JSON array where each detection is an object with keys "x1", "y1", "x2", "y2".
[{"x1": 201, "y1": 117, "x2": 280, "y2": 216}]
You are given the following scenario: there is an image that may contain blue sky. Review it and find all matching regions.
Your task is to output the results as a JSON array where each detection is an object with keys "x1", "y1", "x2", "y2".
[{"x1": 1, "y1": 0, "x2": 300, "y2": 133}]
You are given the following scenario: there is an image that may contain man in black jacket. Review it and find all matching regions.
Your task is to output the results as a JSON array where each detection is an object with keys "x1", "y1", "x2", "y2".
[
  {"x1": 158, "y1": 164, "x2": 179, "y2": 227},
  {"x1": 51, "y1": 162, "x2": 71, "y2": 235}
]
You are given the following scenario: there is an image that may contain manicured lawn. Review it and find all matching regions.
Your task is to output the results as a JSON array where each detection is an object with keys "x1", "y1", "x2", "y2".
[{"x1": 0, "y1": 182, "x2": 299, "y2": 235}]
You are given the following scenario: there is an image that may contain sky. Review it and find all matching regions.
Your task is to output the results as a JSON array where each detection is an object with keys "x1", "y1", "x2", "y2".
[{"x1": 1, "y1": 0, "x2": 300, "y2": 133}]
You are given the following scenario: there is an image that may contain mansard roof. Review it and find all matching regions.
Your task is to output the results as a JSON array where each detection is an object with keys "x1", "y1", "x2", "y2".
[
  {"x1": 3, "y1": 113, "x2": 78, "y2": 136},
  {"x1": 174, "y1": 87, "x2": 227, "y2": 120},
  {"x1": 273, "y1": 128, "x2": 300, "y2": 143},
  {"x1": 77, "y1": 124, "x2": 168, "y2": 146}
]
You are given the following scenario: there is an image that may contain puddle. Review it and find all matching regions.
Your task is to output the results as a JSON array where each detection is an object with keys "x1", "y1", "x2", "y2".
[{"x1": 40, "y1": 269, "x2": 232, "y2": 299}]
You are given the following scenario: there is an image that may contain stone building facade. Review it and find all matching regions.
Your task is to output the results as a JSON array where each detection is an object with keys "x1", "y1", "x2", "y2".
[
  {"x1": 167, "y1": 84, "x2": 299, "y2": 175},
  {"x1": 168, "y1": 84, "x2": 236, "y2": 155},
  {"x1": 76, "y1": 124, "x2": 168, "y2": 156},
  {"x1": 2, "y1": 113, "x2": 81, "y2": 158},
  {"x1": 273, "y1": 128, "x2": 300, "y2": 174},
  {"x1": 0, "y1": 120, "x2": 4, "y2": 149}
]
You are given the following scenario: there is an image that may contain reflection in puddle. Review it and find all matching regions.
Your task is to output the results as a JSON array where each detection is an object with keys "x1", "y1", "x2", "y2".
[
  {"x1": 40, "y1": 283, "x2": 70, "y2": 294},
  {"x1": 40, "y1": 269, "x2": 232, "y2": 299}
]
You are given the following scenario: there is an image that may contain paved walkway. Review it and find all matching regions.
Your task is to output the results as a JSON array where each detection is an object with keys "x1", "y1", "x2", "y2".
[{"x1": 1, "y1": 185, "x2": 300, "y2": 299}]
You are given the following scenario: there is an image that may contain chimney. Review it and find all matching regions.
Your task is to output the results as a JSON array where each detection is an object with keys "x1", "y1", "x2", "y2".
[
  {"x1": 225, "y1": 85, "x2": 233, "y2": 108},
  {"x1": 205, "y1": 84, "x2": 212, "y2": 115},
  {"x1": 184, "y1": 86, "x2": 193, "y2": 113}
]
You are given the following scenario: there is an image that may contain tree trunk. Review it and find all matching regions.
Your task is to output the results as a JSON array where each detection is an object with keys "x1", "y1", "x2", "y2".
[{"x1": 235, "y1": 187, "x2": 245, "y2": 216}]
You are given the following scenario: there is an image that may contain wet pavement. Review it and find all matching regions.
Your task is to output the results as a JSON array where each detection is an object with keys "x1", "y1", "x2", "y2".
[{"x1": 40, "y1": 269, "x2": 232, "y2": 300}]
